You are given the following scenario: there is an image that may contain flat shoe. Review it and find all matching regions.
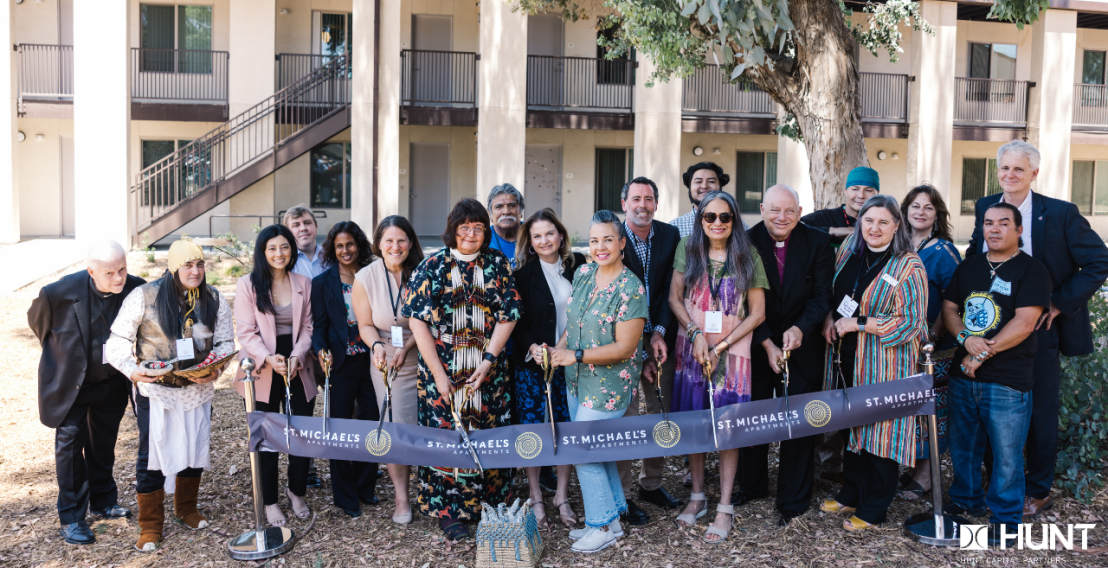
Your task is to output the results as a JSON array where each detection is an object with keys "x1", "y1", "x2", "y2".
[
  {"x1": 675, "y1": 493, "x2": 708, "y2": 528},
  {"x1": 392, "y1": 505, "x2": 412, "y2": 525},
  {"x1": 703, "y1": 505, "x2": 734, "y2": 544},
  {"x1": 820, "y1": 499, "x2": 856, "y2": 515},
  {"x1": 897, "y1": 480, "x2": 929, "y2": 501},
  {"x1": 554, "y1": 499, "x2": 578, "y2": 528},
  {"x1": 843, "y1": 516, "x2": 876, "y2": 531},
  {"x1": 286, "y1": 489, "x2": 311, "y2": 519},
  {"x1": 532, "y1": 502, "x2": 549, "y2": 531}
]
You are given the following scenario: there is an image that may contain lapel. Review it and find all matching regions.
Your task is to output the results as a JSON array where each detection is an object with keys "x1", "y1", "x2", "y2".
[
  {"x1": 751, "y1": 224, "x2": 782, "y2": 293},
  {"x1": 779, "y1": 228, "x2": 805, "y2": 301},
  {"x1": 528, "y1": 261, "x2": 555, "y2": 305},
  {"x1": 290, "y1": 273, "x2": 306, "y2": 346},
  {"x1": 622, "y1": 230, "x2": 645, "y2": 280},
  {"x1": 1031, "y1": 192, "x2": 1046, "y2": 258},
  {"x1": 73, "y1": 275, "x2": 90, "y2": 350}
]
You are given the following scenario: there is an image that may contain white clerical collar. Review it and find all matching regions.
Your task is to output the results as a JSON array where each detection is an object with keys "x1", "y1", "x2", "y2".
[
  {"x1": 775, "y1": 240, "x2": 785, "y2": 248},
  {"x1": 450, "y1": 249, "x2": 479, "y2": 262},
  {"x1": 868, "y1": 243, "x2": 891, "y2": 253}
]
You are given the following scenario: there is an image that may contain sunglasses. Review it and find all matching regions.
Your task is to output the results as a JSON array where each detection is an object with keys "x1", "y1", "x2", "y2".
[{"x1": 701, "y1": 212, "x2": 734, "y2": 224}]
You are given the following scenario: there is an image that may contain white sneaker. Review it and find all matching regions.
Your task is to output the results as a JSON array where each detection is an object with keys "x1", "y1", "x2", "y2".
[
  {"x1": 571, "y1": 527, "x2": 618, "y2": 553},
  {"x1": 569, "y1": 519, "x2": 623, "y2": 540}
]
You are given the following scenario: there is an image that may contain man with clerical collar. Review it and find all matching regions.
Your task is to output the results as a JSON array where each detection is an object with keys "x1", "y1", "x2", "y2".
[
  {"x1": 965, "y1": 140, "x2": 1108, "y2": 520},
  {"x1": 28, "y1": 240, "x2": 145, "y2": 545},
  {"x1": 487, "y1": 183, "x2": 524, "y2": 268},
  {"x1": 801, "y1": 167, "x2": 880, "y2": 246},
  {"x1": 738, "y1": 185, "x2": 835, "y2": 527},
  {"x1": 943, "y1": 202, "x2": 1051, "y2": 546},
  {"x1": 285, "y1": 205, "x2": 325, "y2": 279},
  {"x1": 670, "y1": 162, "x2": 746, "y2": 237},
  {"x1": 106, "y1": 239, "x2": 234, "y2": 552}
]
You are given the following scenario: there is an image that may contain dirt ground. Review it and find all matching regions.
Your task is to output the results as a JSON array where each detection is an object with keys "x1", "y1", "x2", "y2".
[{"x1": 1, "y1": 254, "x2": 1106, "y2": 568}]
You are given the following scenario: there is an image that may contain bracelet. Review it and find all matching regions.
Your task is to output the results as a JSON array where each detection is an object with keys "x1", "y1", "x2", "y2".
[
  {"x1": 956, "y1": 329, "x2": 971, "y2": 346},
  {"x1": 690, "y1": 330, "x2": 704, "y2": 343},
  {"x1": 686, "y1": 322, "x2": 700, "y2": 336},
  {"x1": 371, "y1": 341, "x2": 385, "y2": 353},
  {"x1": 482, "y1": 351, "x2": 497, "y2": 364}
]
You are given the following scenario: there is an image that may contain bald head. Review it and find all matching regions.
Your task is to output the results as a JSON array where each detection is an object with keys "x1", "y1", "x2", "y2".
[
  {"x1": 761, "y1": 184, "x2": 802, "y2": 241},
  {"x1": 86, "y1": 240, "x2": 129, "y2": 294},
  {"x1": 763, "y1": 184, "x2": 800, "y2": 209}
]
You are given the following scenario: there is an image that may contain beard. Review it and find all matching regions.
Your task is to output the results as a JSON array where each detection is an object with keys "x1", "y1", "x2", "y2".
[{"x1": 688, "y1": 189, "x2": 701, "y2": 207}]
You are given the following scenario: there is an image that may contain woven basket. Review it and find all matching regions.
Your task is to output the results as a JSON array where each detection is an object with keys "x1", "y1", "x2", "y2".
[
  {"x1": 475, "y1": 500, "x2": 543, "y2": 568},
  {"x1": 173, "y1": 350, "x2": 238, "y2": 379}
]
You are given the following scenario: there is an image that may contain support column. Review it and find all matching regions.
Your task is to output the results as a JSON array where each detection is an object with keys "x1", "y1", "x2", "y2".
[
  {"x1": 905, "y1": 0, "x2": 957, "y2": 203},
  {"x1": 355, "y1": 0, "x2": 398, "y2": 229},
  {"x1": 74, "y1": 0, "x2": 129, "y2": 246},
  {"x1": 1028, "y1": 9, "x2": 1077, "y2": 199},
  {"x1": 633, "y1": 58, "x2": 683, "y2": 221},
  {"x1": 776, "y1": 122, "x2": 814, "y2": 215},
  {"x1": 0, "y1": 0, "x2": 18, "y2": 243},
  {"x1": 476, "y1": 0, "x2": 527, "y2": 199}
]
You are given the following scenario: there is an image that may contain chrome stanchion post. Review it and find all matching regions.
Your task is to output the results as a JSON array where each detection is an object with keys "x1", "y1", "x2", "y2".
[
  {"x1": 228, "y1": 358, "x2": 296, "y2": 561},
  {"x1": 905, "y1": 343, "x2": 967, "y2": 547}
]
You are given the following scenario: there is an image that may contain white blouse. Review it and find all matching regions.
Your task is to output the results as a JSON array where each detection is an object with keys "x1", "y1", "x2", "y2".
[{"x1": 541, "y1": 258, "x2": 573, "y2": 342}]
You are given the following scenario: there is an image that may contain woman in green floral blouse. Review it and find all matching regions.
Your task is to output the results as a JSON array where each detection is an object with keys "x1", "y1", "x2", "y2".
[{"x1": 547, "y1": 210, "x2": 648, "y2": 553}]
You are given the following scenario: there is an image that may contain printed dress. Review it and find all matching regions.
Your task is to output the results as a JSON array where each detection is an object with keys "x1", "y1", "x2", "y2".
[
  {"x1": 670, "y1": 240, "x2": 769, "y2": 411},
  {"x1": 914, "y1": 239, "x2": 961, "y2": 457},
  {"x1": 401, "y1": 248, "x2": 521, "y2": 521}
]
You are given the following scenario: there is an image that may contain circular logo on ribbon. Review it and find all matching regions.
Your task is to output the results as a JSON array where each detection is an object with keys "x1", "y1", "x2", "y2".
[
  {"x1": 515, "y1": 432, "x2": 543, "y2": 459},
  {"x1": 804, "y1": 400, "x2": 832, "y2": 428},
  {"x1": 365, "y1": 430, "x2": 392, "y2": 457},
  {"x1": 653, "y1": 421, "x2": 681, "y2": 448}
]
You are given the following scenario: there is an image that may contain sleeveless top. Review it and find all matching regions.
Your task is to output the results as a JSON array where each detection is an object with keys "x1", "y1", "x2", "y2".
[{"x1": 354, "y1": 259, "x2": 412, "y2": 342}]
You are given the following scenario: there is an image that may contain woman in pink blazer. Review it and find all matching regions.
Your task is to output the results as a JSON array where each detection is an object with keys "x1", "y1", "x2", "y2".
[{"x1": 234, "y1": 224, "x2": 315, "y2": 528}]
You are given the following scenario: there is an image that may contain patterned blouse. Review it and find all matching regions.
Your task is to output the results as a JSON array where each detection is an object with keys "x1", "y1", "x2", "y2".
[{"x1": 342, "y1": 282, "x2": 368, "y2": 356}]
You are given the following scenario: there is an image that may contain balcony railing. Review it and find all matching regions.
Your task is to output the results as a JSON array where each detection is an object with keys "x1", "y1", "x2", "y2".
[
  {"x1": 681, "y1": 65, "x2": 774, "y2": 117},
  {"x1": 954, "y1": 77, "x2": 1032, "y2": 127},
  {"x1": 859, "y1": 72, "x2": 909, "y2": 123},
  {"x1": 1073, "y1": 84, "x2": 1108, "y2": 129},
  {"x1": 16, "y1": 44, "x2": 73, "y2": 112},
  {"x1": 400, "y1": 50, "x2": 478, "y2": 106},
  {"x1": 527, "y1": 55, "x2": 634, "y2": 113},
  {"x1": 131, "y1": 48, "x2": 229, "y2": 103}
]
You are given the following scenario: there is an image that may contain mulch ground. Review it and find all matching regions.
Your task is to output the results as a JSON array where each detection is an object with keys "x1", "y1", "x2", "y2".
[{"x1": 1, "y1": 254, "x2": 1106, "y2": 567}]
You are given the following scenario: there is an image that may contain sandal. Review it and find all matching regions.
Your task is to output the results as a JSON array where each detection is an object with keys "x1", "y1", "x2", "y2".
[
  {"x1": 843, "y1": 516, "x2": 877, "y2": 531},
  {"x1": 897, "y1": 480, "x2": 929, "y2": 501},
  {"x1": 703, "y1": 504, "x2": 734, "y2": 544},
  {"x1": 898, "y1": 471, "x2": 914, "y2": 490},
  {"x1": 264, "y1": 503, "x2": 286, "y2": 527},
  {"x1": 675, "y1": 493, "x2": 708, "y2": 528},
  {"x1": 819, "y1": 499, "x2": 856, "y2": 515},
  {"x1": 286, "y1": 488, "x2": 311, "y2": 519},
  {"x1": 440, "y1": 518, "x2": 470, "y2": 541},
  {"x1": 554, "y1": 499, "x2": 578, "y2": 527},
  {"x1": 532, "y1": 501, "x2": 549, "y2": 531}
]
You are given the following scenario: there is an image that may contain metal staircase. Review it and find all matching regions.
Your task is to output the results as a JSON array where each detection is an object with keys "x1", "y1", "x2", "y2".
[{"x1": 132, "y1": 54, "x2": 351, "y2": 243}]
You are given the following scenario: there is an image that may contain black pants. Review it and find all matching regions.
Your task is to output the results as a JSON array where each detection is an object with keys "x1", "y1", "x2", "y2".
[
  {"x1": 1025, "y1": 327, "x2": 1061, "y2": 499},
  {"x1": 56, "y1": 377, "x2": 130, "y2": 524},
  {"x1": 135, "y1": 388, "x2": 203, "y2": 494},
  {"x1": 328, "y1": 351, "x2": 379, "y2": 510},
  {"x1": 835, "y1": 449, "x2": 899, "y2": 524},
  {"x1": 255, "y1": 334, "x2": 312, "y2": 506},
  {"x1": 737, "y1": 373, "x2": 817, "y2": 514}
]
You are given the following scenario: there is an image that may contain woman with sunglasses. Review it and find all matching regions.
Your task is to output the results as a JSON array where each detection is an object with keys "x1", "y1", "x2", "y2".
[{"x1": 668, "y1": 191, "x2": 766, "y2": 544}]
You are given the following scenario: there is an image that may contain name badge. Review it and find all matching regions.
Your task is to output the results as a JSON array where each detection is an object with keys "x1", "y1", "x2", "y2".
[
  {"x1": 176, "y1": 338, "x2": 195, "y2": 361},
  {"x1": 391, "y1": 326, "x2": 404, "y2": 347},
  {"x1": 881, "y1": 274, "x2": 899, "y2": 287},
  {"x1": 704, "y1": 311, "x2": 723, "y2": 333},
  {"x1": 990, "y1": 277, "x2": 1012, "y2": 296},
  {"x1": 102, "y1": 349, "x2": 108, "y2": 365},
  {"x1": 836, "y1": 295, "x2": 859, "y2": 319}
]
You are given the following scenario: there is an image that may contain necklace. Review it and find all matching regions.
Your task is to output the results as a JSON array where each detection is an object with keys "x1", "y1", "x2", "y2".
[
  {"x1": 914, "y1": 230, "x2": 933, "y2": 252},
  {"x1": 986, "y1": 250, "x2": 1020, "y2": 278}
]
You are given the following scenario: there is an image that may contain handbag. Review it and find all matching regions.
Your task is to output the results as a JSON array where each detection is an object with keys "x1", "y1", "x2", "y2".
[{"x1": 475, "y1": 499, "x2": 544, "y2": 568}]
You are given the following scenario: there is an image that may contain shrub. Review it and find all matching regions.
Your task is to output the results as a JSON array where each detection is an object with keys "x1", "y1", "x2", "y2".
[{"x1": 1056, "y1": 288, "x2": 1108, "y2": 503}]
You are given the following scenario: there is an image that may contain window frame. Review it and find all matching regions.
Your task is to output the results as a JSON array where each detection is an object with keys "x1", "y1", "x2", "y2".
[
  {"x1": 594, "y1": 147, "x2": 633, "y2": 212},
  {"x1": 1071, "y1": 159, "x2": 1108, "y2": 216},
  {"x1": 310, "y1": 141, "x2": 353, "y2": 210},
  {"x1": 959, "y1": 157, "x2": 1003, "y2": 215},
  {"x1": 138, "y1": 2, "x2": 214, "y2": 74},
  {"x1": 734, "y1": 150, "x2": 778, "y2": 214},
  {"x1": 1082, "y1": 50, "x2": 1107, "y2": 85}
]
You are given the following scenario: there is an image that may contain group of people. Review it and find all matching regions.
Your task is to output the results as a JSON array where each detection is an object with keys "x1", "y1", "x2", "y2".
[{"x1": 30, "y1": 139, "x2": 1108, "y2": 555}]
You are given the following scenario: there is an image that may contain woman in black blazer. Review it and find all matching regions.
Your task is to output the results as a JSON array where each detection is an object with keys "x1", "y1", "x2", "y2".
[
  {"x1": 310, "y1": 221, "x2": 379, "y2": 518},
  {"x1": 511, "y1": 209, "x2": 587, "y2": 530}
]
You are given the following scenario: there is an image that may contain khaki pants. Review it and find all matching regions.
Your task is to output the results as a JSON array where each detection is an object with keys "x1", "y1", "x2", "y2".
[{"x1": 617, "y1": 352, "x2": 677, "y2": 493}]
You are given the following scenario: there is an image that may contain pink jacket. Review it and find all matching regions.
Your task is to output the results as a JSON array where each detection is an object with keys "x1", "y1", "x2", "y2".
[{"x1": 233, "y1": 273, "x2": 316, "y2": 403}]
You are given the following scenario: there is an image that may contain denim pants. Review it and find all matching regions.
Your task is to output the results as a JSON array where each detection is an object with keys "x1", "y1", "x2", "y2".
[
  {"x1": 567, "y1": 387, "x2": 628, "y2": 528},
  {"x1": 948, "y1": 377, "x2": 1033, "y2": 526}
]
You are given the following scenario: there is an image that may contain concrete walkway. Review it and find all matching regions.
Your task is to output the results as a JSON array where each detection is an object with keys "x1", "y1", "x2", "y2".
[{"x1": 0, "y1": 238, "x2": 85, "y2": 295}]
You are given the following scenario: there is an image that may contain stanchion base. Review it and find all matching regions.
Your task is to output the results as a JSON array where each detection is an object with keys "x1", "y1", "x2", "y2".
[
  {"x1": 903, "y1": 512, "x2": 970, "y2": 547},
  {"x1": 227, "y1": 527, "x2": 295, "y2": 561}
]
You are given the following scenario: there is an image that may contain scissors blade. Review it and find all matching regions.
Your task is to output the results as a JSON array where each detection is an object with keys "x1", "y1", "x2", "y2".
[
  {"x1": 322, "y1": 376, "x2": 331, "y2": 437},
  {"x1": 545, "y1": 387, "x2": 557, "y2": 454},
  {"x1": 375, "y1": 391, "x2": 391, "y2": 444},
  {"x1": 707, "y1": 381, "x2": 719, "y2": 449},
  {"x1": 451, "y1": 408, "x2": 484, "y2": 474}
]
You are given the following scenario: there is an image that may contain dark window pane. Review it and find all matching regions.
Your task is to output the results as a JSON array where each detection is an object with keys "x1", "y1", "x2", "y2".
[
  {"x1": 735, "y1": 152, "x2": 765, "y2": 214},
  {"x1": 961, "y1": 158, "x2": 987, "y2": 214},
  {"x1": 178, "y1": 6, "x2": 212, "y2": 74},
  {"x1": 596, "y1": 27, "x2": 631, "y2": 85},
  {"x1": 969, "y1": 43, "x2": 991, "y2": 79},
  {"x1": 765, "y1": 152, "x2": 778, "y2": 188},
  {"x1": 595, "y1": 148, "x2": 627, "y2": 212},
  {"x1": 311, "y1": 143, "x2": 346, "y2": 208},
  {"x1": 140, "y1": 4, "x2": 174, "y2": 72},
  {"x1": 1084, "y1": 51, "x2": 1106, "y2": 85},
  {"x1": 321, "y1": 13, "x2": 349, "y2": 58},
  {"x1": 344, "y1": 143, "x2": 352, "y2": 209},
  {"x1": 986, "y1": 158, "x2": 1003, "y2": 197},
  {"x1": 1072, "y1": 161, "x2": 1095, "y2": 215},
  {"x1": 1095, "y1": 161, "x2": 1108, "y2": 215},
  {"x1": 141, "y1": 140, "x2": 176, "y2": 207}
]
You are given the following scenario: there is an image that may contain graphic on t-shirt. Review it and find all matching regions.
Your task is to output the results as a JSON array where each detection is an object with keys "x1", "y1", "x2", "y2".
[{"x1": 963, "y1": 291, "x2": 1000, "y2": 335}]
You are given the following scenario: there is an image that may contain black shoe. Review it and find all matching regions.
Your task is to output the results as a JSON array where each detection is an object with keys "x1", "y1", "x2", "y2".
[
  {"x1": 943, "y1": 500, "x2": 986, "y2": 517},
  {"x1": 90, "y1": 504, "x2": 133, "y2": 519},
  {"x1": 538, "y1": 467, "x2": 558, "y2": 494},
  {"x1": 440, "y1": 518, "x2": 470, "y2": 541},
  {"x1": 638, "y1": 487, "x2": 682, "y2": 510},
  {"x1": 60, "y1": 521, "x2": 95, "y2": 545},
  {"x1": 338, "y1": 506, "x2": 362, "y2": 518},
  {"x1": 620, "y1": 499, "x2": 650, "y2": 525},
  {"x1": 987, "y1": 523, "x2": 1021, "y2": 548},
  {"x1": 306, "y1": 472, "x2": 323, "y2": 489},
  {"x1": 776, "y1": 510, "x2": 800, "y2": 528},
  {"x1": 360, "y1": 494, "x2": 380, "y2": 506},
  {"x1": 730, "y1": 489, "x2": 767, "y2": 507}
]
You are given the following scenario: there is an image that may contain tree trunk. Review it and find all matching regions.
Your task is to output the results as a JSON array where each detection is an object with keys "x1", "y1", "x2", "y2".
[{"x1": 747, "y1": 0, "x2": 870, "y2": 210}]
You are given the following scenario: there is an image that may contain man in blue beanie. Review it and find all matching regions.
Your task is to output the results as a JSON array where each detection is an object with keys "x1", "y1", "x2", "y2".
[{"x1": 800, "y1": 167, "x2": 880, "y2": 247}]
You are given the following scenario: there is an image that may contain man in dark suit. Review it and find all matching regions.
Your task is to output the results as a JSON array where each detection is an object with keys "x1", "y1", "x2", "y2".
[
  {"x1": 738, "y1": 185, "x2": 835, "y2": 527},
  {"x1": 27, "y1": 240, "x2": 145, "y2": 545},
  {"x1": 614, "y1": 176, "x2": 683, "y2": 525},
  {"x1": 966, "y1": 140, "x2": 1108, "y2": 519}
]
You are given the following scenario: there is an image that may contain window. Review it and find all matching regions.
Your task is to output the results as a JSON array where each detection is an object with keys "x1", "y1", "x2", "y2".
[
  {"x1": 595, "y1": 148, "x2": 633, "y2": 212},
  {"x1": 140, "y1": 4, "x2": 213, "y2": 73},
  {"x1": 1071, "y1": 161, "x2": 1108, "y2": 215},
  {"x1": 311, "y1": 143, "x2": 352, "y2": 209},
  {"x1": 596, "y1": 26, "x2": 633, "y2": 85},
  {"x1": 968, "y1": 43, "x2": 1016, "y2": 80},
  {"x1": 960, "y1": 158, "x2": 1002, "y2": 214},
  {"x1": 1084, "y1": 51, "x2": 1106, "y2": 85},
  {"x1": 318, "y1": 12, "x2": 353, "y2": 58},
  {"x1": 141, "y1": 139, "x2": 207, "y2": 206},
  {"x1": 734, "y1": 151, "x2": 777, "y2": 213}
]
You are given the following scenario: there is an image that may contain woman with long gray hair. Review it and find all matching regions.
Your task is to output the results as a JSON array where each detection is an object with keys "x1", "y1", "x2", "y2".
[
  {"x1": 668, "y1": 191, "x2": 767, "y2": 543},
  {"x1": 819, "y1": 194, "x2": 928, "y2": 532}
]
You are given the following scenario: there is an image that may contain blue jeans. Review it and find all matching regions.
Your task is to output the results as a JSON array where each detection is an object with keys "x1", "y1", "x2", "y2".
[
  {"x1": 948, "y1": 377, "x2": 1033, "y2": 526},
  {"x1": 566, "y1": 387, "x2": 628, "y2": 528}
]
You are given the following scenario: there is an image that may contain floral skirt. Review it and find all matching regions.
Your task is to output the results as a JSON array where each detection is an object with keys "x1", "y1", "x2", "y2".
[
  {"x1": 913, "y1": 346, "x2": 953, "y2": 457},
  {"x1": 514, "y1": 365, "x2": 571, "y2": 425}
]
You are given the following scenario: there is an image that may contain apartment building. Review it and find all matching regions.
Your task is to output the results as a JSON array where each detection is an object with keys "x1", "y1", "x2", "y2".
[{"x1": 2, "y1": 0, "x2": 1107, "y2": 247}]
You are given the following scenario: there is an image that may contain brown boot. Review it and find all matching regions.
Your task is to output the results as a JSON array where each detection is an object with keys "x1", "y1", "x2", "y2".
[
  {"x1": 135, "y1": 489, "x2": 165, "y2": 552},
  {"x1": 173, "y1": 476, "x2": 210, "y2": 530}
]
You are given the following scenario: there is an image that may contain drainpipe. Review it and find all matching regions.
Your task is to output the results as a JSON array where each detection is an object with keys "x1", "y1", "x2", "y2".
[{"x1": 372, "y1": 0, "x2": 380, "y2": 228}]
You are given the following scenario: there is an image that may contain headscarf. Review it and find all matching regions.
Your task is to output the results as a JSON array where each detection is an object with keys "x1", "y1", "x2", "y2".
[
  {"x1": 166, "y1": 239, "x2": 206, "y2": 335},
  {"x1": 845, "y1": 167, "x2": 880, "y2": 192}
]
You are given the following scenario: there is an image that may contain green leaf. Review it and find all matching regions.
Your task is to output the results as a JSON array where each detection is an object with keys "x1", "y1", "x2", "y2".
[
  {"x1": 709, "y1": 0, "x2": 722, "y2": 22},
  {"x1": 681, "y1": 1, "x2": 699, "y2": 17},
  {"x1": 698, "y1": 2, "x2": 712, "y2": 25},
  {"x1": 730, "y1": 62, "x2": 746, "y2": 79}
]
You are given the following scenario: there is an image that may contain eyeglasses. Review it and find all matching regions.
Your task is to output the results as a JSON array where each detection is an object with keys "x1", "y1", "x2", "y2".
[
  {"x1": 701, "y1": 212, "x2": 734, "y2": 224},
  {"x1": 457, "y1": 226, "x2": 486, "y2": 236}
]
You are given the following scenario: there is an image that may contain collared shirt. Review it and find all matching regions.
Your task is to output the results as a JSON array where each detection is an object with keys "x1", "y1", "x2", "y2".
[
  {"x1": 624, "y1": 220, "x2": 664, "y2": 337},
  {"x1": 670, "y1": 207, "x2": 749, "y2": 238},
  {"x1": 86, "y1": 277, "x2": 123, "y2": 384},
  {"x1": 982, "y1": 191, "x2": 1034, "y2": 257},
  {"x1": 489, "y1": 229, "x2": 518, "y2": 269},
  {"x1": 290, "y1": 244, "x2": 326, "y2": 279}
]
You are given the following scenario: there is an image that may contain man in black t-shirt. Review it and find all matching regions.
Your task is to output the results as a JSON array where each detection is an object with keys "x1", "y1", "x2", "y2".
[{"x1": 941, "y1": 202, "x2": 1051, "y2": 545}]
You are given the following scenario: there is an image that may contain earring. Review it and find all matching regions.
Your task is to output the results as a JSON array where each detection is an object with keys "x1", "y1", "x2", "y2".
[{"x1": 529, "y1": 246, "x2": 536, "y2": 255}]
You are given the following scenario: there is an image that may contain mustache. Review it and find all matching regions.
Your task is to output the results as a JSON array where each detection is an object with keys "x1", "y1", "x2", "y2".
[{"x1": 497, "y1": 215, "x2": 518, "y2": 223}]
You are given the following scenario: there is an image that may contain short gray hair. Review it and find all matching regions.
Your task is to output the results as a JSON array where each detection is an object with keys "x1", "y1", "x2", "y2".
[
  {"x1": 487, "y1": 183, "x2": 524, "y2": 210},
  {"x1": 850, "y1": 195, "x2": 912, "y2": 258},
  {"x1": 997, "y1": 140, "x2": 1041, "y2": 171},
  {"x1": 282, "y1": 205, "x2": 316, "y2": 227},
  {"x1": 87, "y1": 239, "x2": 126, "y2": 264},
  {"x1": 590, "y1": 210, "x2": 625, "y2": 240}
]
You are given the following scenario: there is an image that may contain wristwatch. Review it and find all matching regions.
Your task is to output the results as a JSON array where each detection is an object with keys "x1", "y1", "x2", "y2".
[
  {"x1": 856, "y1": 316, "x2": 868, "y2": 331},
  {"x1": 575, "y1": 349, "x2": 584, "y2": 364},
  {"x1": 957, "y1": 329, "x2": 972, "y2": 346},
  {"x1": 482, "y1": 352, "x2": 497, "y2": 364}
]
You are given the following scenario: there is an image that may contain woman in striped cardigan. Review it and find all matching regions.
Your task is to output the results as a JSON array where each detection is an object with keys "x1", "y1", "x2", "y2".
[{"x1": 818, "y1": 194, "x2": 928, "y2": 531}]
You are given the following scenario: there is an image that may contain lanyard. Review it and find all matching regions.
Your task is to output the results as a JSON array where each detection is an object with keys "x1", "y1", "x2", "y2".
[
  {"x1": 915, "y1": 232, "x2": 933, "y2": 252},
  {"x1": 385, "y1": 269, "x2": 402, "y2": 323},
  {"x1": 842, "y1": 205, "x2": 855, "y2": 227},
  {"x1": 851, "y1": 250, "x2": 889, "y2": 302},
  {"x1": 708, "y1": 259, "x2": 729, "y2": 310}
]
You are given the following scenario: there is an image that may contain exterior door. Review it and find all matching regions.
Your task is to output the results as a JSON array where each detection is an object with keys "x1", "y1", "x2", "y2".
[
  {"x1": 409, "y1": 143, "x2": 451, "y2": 236},
  {"x1": 527, "y1": 14, "x2": 564, "y2": 108},
  {"x1": 524, "y1": 145, "x2": 562, "y2": 217},
  {"x1": 61, "y1": 135, "x2": 75, "y2": 236},
  {"x1": 411, "y1": 15, "x2": 453, "y2": 104}
]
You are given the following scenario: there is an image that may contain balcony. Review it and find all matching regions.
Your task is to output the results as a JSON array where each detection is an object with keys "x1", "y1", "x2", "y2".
[
  {"x1": 526, "y1": 55, "x2": 635, "y2": 130},
  {"x1": 131, "y1": 48, "x2": 229, "y2": 121},
  {"x1": 16, "y1": 44, "x2": 73, "y2": 117},
  {"x1": 1073, "y1": 84, "x2": 1108, "y2": 131},
  {"x1": 681, "y1": 65, "x2": 774, "y2": 134},
  {"x1": 953, "y1": 77, "x2": 1032, "y2": 129},
  {"x1": 399, "y1": 49, "x2": 478, "y2": 126}
]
